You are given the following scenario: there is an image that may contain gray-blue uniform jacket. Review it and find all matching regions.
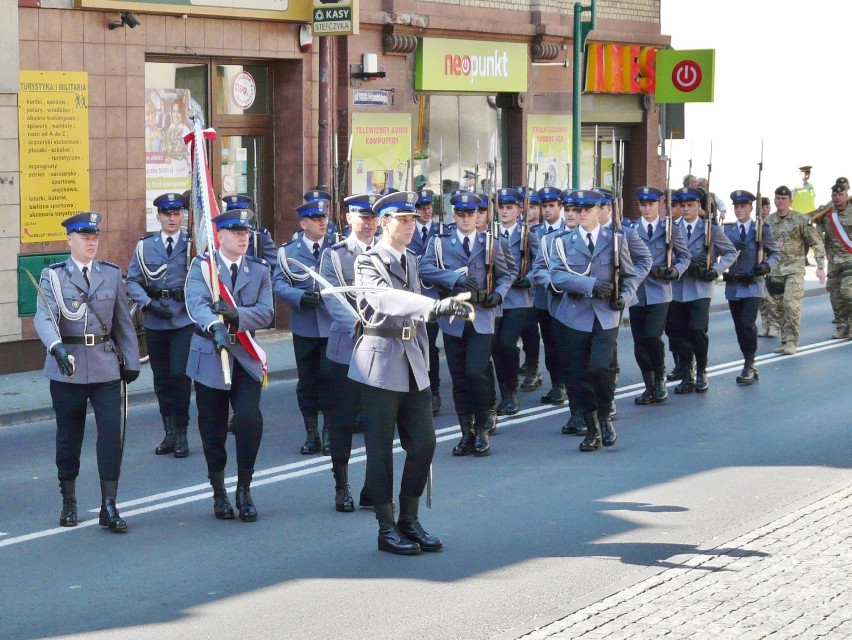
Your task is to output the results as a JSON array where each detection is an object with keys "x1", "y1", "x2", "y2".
[
  {"x1": 184, "y1": 252, "x2": 274, "y2": 389},
  {"x1": 550, "y1": 226, "x2": 652, "y2": 332},
  {"x1": 633, "y1": 219, "x2": 691, "y2": 306},
  {"x1": 126, "y1": 231, "x2": 192, "y2": 330},
  {"x1": 272, "y1": 236, "x2": 334, "y2": 338},
  {"x1": 34, "y1": 259, "x2": 140, "y2": 383},
  {"x1": 348, "y1": 242, "x2": 434, "y2": 393},
  {"x1": 419, "y1": 230, "x2": 514, "y2": 337},
  {"x1": 499, "y1": 225, "x2": 540, "y2": 310},
  {"x1": 408, "y1": 220, "x2": 442, "y2": 257},
  {"x1": 723, "y1": 221, "x2": 781, "y2": 300},
  {"x1": 247, "y1": 227, "x2": 278, "y2": 265},
  {"x1": 319, "y1": 236, "x2": 373, "y2": 365},
  {"x1": 528, "y1": 225, "x2": 569, "y2": 316},
  {"x1": 673, "y1": 219, "x2": 738, "y2": 302}
]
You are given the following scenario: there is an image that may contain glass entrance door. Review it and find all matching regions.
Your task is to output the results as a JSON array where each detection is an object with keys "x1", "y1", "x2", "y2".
[{"x1": 218, "y1": 134, "x2": 266, "y2": 227}]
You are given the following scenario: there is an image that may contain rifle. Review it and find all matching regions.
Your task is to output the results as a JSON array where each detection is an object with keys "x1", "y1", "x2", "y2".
[
  {"x1": 755, "y1": 141, "x2": 765, "y2": 264},
  {"x1": 438, "y1": 136, "x2": 445, "y2": 234},
  {"x1": 810, "y1": 203, "x2": 834, "y2": 224},
  {"x1": 331, "y1": 134, "x2": 342, "y2": 243},
  {"x1": 592, "y1": 125, "x2": 599, "y2": 188},
  {"x1": 474, "y1": 140, "x2": 480, "y2": 194},
  {"x1": 519, "y1": 154, "x2": 532, "y2": 276},
  {"x1": 484, "y1": 159, "x2": 496, "y2": 292},
  {"x1": 664, "y1": 143, "x2": 673, "y2": 268},
  {"x1": 704, "y1": 142, "x2": 714, "y2": 270},
  {"x1": 611, "y1": 134, "x2": 623, "y2": 301}
]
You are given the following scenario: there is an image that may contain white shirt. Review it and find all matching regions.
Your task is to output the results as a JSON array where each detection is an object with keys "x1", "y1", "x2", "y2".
[
  {"x1": 160, "y1": 231, "x2": 181, "y2": 247},
  {"x1": 500, "y1": 223, "x2": 517, "y2": 238},
  {"x1": 580, "y1": 224, "x2": 601, "y2": 248},
  {"x1": 455, "y1": 229, "x2": 477, "y2": 246}
]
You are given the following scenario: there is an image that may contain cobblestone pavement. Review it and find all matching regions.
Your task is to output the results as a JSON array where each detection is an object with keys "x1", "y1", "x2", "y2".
[{"x1": 514, "y1": 481, "x2": 852, "y2": 640}]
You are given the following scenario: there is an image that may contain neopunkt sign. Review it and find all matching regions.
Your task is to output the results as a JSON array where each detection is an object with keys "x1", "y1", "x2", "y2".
[{"x1": 416, "y1": 38, "x2": 528, "y2": 93}]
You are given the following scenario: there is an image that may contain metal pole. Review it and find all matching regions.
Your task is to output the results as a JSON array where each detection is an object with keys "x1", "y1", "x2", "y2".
[{"x1": 572, "y1": 0, "x2": 596, "y2": 189}]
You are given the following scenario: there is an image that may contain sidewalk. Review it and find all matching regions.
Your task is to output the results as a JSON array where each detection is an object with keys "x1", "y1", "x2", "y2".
[
  {"x1": 504, "y1": 478, "x2": 852, "y2": 640},
  {"x1": 0, "y1": 268, "x2": 827, "y2": 428}
]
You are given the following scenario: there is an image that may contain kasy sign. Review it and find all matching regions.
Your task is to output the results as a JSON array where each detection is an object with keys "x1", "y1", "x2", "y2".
[
  {"x1": 415, "y1": 38, "x2": 528, "y2": 93},
  {"x1": 312, "y1": 0, "x2": 359, "y2": 35}
]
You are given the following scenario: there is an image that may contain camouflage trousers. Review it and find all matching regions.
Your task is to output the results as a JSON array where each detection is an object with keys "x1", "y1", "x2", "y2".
[
  {"x1": 826, "y1": 269, "x2": 852, "y2": 334},
  {"x1": 761, "y1": 273, "x2": 805, "y2": 345}
]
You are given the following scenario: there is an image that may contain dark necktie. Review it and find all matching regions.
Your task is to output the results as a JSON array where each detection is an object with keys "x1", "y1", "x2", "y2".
[
  {"x1": 503, "y1": 230, "x2": 510, "y2": 239},
  {"x1": 740, "y1": 224, "x2": 746, "y2": 242},
  {"x1": 647, "y1": 223, "x2": 653, "y2": 238},
  {"x1": 421, "y1": 226, "x2": 428, "y2": 243},
  {"x1": 547, "y1": 225, "x2": 553, "y2": 234},
  {"x1": 686, "y1": 224, "x2": 692, "y2": 241},
  {"x1": 166, "y1": 237, "x2": 174, "y2": 256},
  {"x1": 400, "y1": 256, "x2": 407, "y2": 278},
  {"x1": 312, "y1": 242, "x2": 320, "y2": 260},
  {"x1": 587, "y1": 232, "x2": 594, "y2": 254},
  {"x1": 462, "y1": 236, "x2": 471, "y2": 257},
  {"x1": 81, "y1": 265, "x2": 89, "y2": 288},
  {"x1": 230, "y1": 262, "x2": 238, "y2": 288}
]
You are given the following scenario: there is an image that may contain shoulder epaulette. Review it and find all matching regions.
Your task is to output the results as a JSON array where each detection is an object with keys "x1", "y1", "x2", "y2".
[
  {"x1": 49, "y1": 262, "x2": 65, "y2": 269},
  {"x1": 99, "y1": 261, "x2": 120, "y2": 270},
  {"x1": 282, "y1": 239, "x2": 297, "y2": 248},
  {"x1": 405, "y1": 247, "x2": 417, "y2": 256},
  {"x1": 331, "y1": 240, "x2": 348, "y2": 251},
  {"x1": 138, "y1": 233, "x2": 156, "y2": 241},
  {"x1": 246, "y1": 255, "x2": 268, "y2": 266}
]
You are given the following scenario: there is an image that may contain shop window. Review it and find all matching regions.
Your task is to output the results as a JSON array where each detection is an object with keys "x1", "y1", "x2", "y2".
[{"x1": 215, "y1": 65, "x2": 270, "y2": 116}]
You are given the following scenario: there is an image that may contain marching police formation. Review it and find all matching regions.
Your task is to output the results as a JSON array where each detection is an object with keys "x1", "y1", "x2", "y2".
[{"x1": 32, "y1": 174, "x2": 848, "y2": 551}]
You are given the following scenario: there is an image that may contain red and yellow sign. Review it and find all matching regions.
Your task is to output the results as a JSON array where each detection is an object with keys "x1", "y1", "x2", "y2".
[{"x1": 584, "y1": 43, "x2": 656, "y2": 95}]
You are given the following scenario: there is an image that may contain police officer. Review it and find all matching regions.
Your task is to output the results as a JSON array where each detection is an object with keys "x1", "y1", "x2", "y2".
[
  {"x1": 723, "y1": 190, "x2": 781, "y2": 384},
  {"x1": 273, "y1": 199, "x2": 334, "y2": 454},
  {"x1": 318, "y1": 192, "x2": 378, "y2": 512},
  {"x1": 409, "y1": 188, "x2": 444, "y2": 415},
  {"x1": 631, "y1": 186, "x2": 690, "y2": 405},
  {"x1": 535, "y1": 186, "x2": 568, "y2": 405},
  {"x1": 763, "y1": 185, "x2": 826, "y2": 354},
  {"x1": 185, "y1": 208, "x2": 274, "y2": 521},
  {"x1": 34, "y1": 212, "x2": 140, "y2": 532},
  {"x1": 291, "y1": 189, "x2": 342, "y2": 240},
  {"x1": 420, "y1": 192, "x2": 514, "y2": 457},
  {"x1": 127, "y1": 192, "x2": 194, "y2": 458},
  {"x1": 550, "y1": 191, "x2": 651, "y2": 451},
  {"x1": 493, "y1": 188, "x2": 540, "y2": 416},
  {"x1": 223, "y1": 194, "x2": 278, "y2": 265},
  {"x1": 349, "y1": 190, "x2": 471, "y2": 555},
  {"x1": 669, "y1": 187, "x2": 738, "y2": 393}
]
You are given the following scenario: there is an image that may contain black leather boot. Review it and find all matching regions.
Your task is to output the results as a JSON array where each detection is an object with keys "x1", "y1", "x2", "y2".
[
  {"x1": 562, "y1": 413, "x2": 588, "y2": 436},
  {"x1": 397, "y1": 495, "x2": 443, "y2": 552},
  {"x1": 695, "y1": 359, "x2": 709, "y2": 393},
  {"x1": 155, "y1": 415, "x2": 175, "y2": 455},
  {"x1": 666, "y1": 353, "x2": 684, "y2": 381},
  {"x1": 173, "y1": 417, "x2": 189, "y2": 458},
  {"x1": 452, "y1": 415, "x2": 476, "y2": 456},
  {"x1": 520, "y1": 366, "x2": 542, "y2": 391},
  {"x1": 674, "y1": 357, "x2": 696, "y2": 394},
  {"x1": 431, "y1": 390, "x2": 441, "y2": 417},
  {"x1": 608, "y1": 400, "x2": 617, "y2": 419},
  {"x1": 235, "y1": 469, "x2": 257, "y2": 522},
  {"x1": 653, "y1": 369, "x2": 668, "y2": 403},
  {"x1": 376, "y1": 503, "x2": 421, "y2": 555},
  {"x1": 321, "y1": 422, "x2": 331, "y2": 457},
  {"x1": 332, "y1": 463, "x2": 355, "y2": 513},
  {"x1": 635, "y1": 371, "x2": 656, "y2": 405},
  {"x1": 59, "y1": 478, "x2": 77, "y2": 527},
  {"x1": 485, "y1": 410, "x2": 498, "y2": 436},
  {"x1": 495, "y1": 384, "x2": 512, "y2": 415},
  {"x1": 579, "y1": 411, "x2": 601, "y2": 451},
  {"x1": 208, "y1": 470, "x2": 235, "y2": 519},
  {"x1": 300, "y1": 414, "x2": 321, "y2": 455},
  {"x1": 736, "y1": 355, "x2": 759, "y2": 385},
  {"x1": 541, "y1": 383, "x2": 567, "y2": 405},
  {"x1": 99, "y1": 481, "x2": 127, "y2": 532},
  {"x1": 598, "y1": 409, "x2": 617, "y2": 447},
  {"x1": 474, "y1": 414, "x2": 491, "y2": 457}
]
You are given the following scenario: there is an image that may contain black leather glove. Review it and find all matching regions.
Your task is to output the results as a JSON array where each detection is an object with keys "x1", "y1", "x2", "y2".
[
  {"x1": 737, "y1": 273, "x2": 756, "y2": 285},
  {"x1": 210, "y1": 322, "x2": 231, "y2": 354},
  {"x1": 512, "y1": 275, "x2": 532, "y2": 289},
  {"x1": 649, "y1": 266, "x2": 666, "y2": 279},
  {"x1": 752, "y1": 262, "x2": 771, "y2": 276},
  {"x1": 687, "y1": 258, "x2": 706, "y2": 278},
  {"x1": 300, "y1": 291, "x2": 322, "y2": 309},
  {"x1": 481, "y1": 292, "x2": 503, "y2": 308},
  {"x1": 143, "y1": 283, "x2": 162, "y2": 296},
  {"x1": 701, "y1": 268, "x2": 718, "y2": 282},
  {"x1": 609, "y1": 295, "x2": 625, "y2": 311},
  {"x1": 51, "y1": 343, "x2": 75, "y2": 377},
  {"x1": 722, "y1": 272, "x2": 734, "y2": 283},
  {"x1": 663, "y1": 267, "x2": 680, "y2": 280},
  {"x1": 453, "y1": 276, "x2": 480, "y2": 294},
  {"x1": 592, "y1": 281, "x2": 614, "y2": 299},
  {"x1": 212, "y1": 299, "x2": 239, "y2": 325},
  {"x1": 733, "y1": 241, "x2": 748, "y2": 252},
  {"x1": 121, "y1": 369, "x2": 140, "y2": 384},
  {"x1": 429, "y1": 297, "x2": 472, "y2": 321},
  {"x1": 146, "y1": 299, "x2": 173, "y2": 320}
]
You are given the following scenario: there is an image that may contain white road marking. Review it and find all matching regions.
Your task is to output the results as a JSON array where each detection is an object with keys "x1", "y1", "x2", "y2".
[{"x1": 1, "y1": 338, "x2": 848, "y2": 550}]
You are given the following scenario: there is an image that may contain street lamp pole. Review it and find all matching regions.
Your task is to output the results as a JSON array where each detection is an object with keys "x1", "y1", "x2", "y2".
[{"x1": 572, "y1": 0, "x2": 596, "y2": 188}]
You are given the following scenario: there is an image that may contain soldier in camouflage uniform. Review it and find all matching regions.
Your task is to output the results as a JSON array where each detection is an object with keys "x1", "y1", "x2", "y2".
[
  {"x1": 762, "y1": 186, "x2": 826, "y2": 354},
  {"x1": 814, "y1": 181, "x2": 852, "y2": 339}
]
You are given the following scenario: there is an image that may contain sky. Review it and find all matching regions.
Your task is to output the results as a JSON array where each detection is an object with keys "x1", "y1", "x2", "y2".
[{"x1": 659, "y1": 1, "x2": 850, "y2": 208}]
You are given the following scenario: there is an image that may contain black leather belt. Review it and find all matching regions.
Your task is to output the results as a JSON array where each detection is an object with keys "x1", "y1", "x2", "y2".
[
  {"x1": 62, "y1": 333, "x2": 111, "y2": 346},
  {"x1": 194, "y1": 327, "x2": 237, "y2": 344},
  {"x1": 362, "y1": 325, "x2": 415, "y2": 340},
  {"x1": 150, "y1": 288, "x2": 185, "y2": 302}
]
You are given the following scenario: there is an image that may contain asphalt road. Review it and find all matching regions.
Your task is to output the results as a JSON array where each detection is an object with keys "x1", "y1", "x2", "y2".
[{"x1": 0, "y1": 295, "x2": 849, "y2": 640}]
